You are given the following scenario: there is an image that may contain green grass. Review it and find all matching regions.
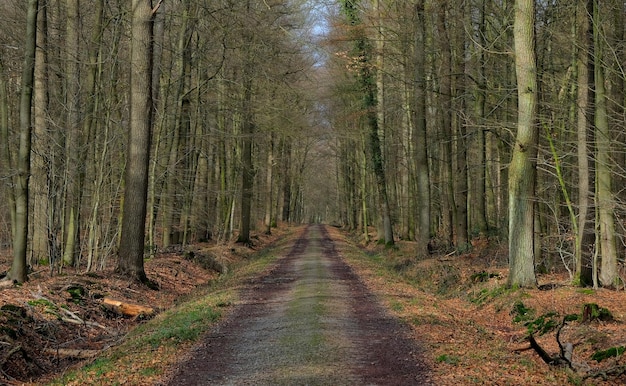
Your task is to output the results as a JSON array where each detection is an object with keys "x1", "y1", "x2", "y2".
[{"x1": 46, "y1": 230, "x2": 296, "y2": 386}]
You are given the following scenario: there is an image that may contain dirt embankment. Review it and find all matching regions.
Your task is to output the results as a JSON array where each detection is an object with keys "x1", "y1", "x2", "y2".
[{"x1": 161, "y1": 224, "x2": 431, "y2": 385}]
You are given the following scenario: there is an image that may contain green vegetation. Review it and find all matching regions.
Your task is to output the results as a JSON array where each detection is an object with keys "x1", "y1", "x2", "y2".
[
  {"x1": 581, "y1": 303, "x2": 613, "y2": 322},
  {"x1": 436, "y1": 354, "x2": 460, "y2": 365},
  {"x1": 591, "y1": 346, "x2": 625, "y2": 362},
  {"x1": 47, "y1": 237, "x2": 292, "y2": 386}
]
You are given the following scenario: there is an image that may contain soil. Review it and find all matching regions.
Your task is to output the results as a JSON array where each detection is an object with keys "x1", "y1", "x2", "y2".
[{"x1": 160, "y1": 224, "x2": 431, "y2": 385}]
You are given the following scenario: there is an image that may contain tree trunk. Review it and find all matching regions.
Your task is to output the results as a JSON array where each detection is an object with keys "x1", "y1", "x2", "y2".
[
  {"x1": 162, "y1": 4, "x2": 191, "y2": 248},
  {"x1": 413, "y1": 0, "x2": 430, "y2": 257},
  {"x1": 342, "y1": 0, "x2": 393, "y2": 246},
  {"x1": 593, "y1": 1, "x2": 618, "y2": 288},
  {"x1": 32, "y1": 0, "x2": 49, "y2": 266},
  {"x1": 237, "y1": 77, "x2": 254, "y2": 244},
  {"x1": 437, "y1": 2, "x2": 455, "y2": 248},
  {"x1": 469, "y1": 0, "x2": 489, "y2": 234},
  {"x1": 8, "y1": 0, "x2": 39, "y2": 284},
  {"x1": 62, "y1": 0, "x2": 81, "y2": 267},
  {"x1": 264, "y1": 135, "x2": 274, "y2": 235},
  {"x1": 147, "y1": 0, "x2": 165, "y2": 255},
  {"x1": 508, "y1": 0, "x2": 537, "y2": 288},
  {"x1": 575, "y1": 0, "x2": 594, "y2": 286},
  {"x1": 237, "y1": 1, "x2": 256, "y2": 244},
  {"x1": 117, "y1": 0, "x2": 155, "y2": 284},
  {"x1": 452, "y1": 1, "x2": 469, "y2": 251}
]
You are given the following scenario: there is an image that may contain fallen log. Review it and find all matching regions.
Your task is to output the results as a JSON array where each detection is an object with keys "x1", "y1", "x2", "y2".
[{"x1": 102, "y1": 297, "x2": 155, "y2": 318}]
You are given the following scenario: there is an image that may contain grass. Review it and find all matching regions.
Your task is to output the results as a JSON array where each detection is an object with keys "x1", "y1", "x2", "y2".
[{"x1": 46, "y1": 236, "x2": 293, "y2": 386}]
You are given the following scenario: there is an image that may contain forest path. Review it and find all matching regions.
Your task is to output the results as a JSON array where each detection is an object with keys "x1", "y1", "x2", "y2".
[{"x1": 162, "y1": 224, "x2": 431, "y2": 385}]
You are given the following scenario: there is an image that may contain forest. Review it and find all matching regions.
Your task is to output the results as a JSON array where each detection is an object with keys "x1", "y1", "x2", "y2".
[{"x1": 0, "y1": 0, "x2": 625, "y2": 290}]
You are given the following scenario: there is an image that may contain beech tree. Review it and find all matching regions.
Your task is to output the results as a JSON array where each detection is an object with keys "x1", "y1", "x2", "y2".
[
  {"x1": 117, "y1": 0, "x2": 158, "y2": 283},
  {"x1": 508, "y1": 0, "x2": 537, "y2": 288},
  {"x1": 340, "y1": 0, "x2": 394, "y2": 246},
  {"x1": 5, "y1": 0, "x2": 38, "y2": 284}
]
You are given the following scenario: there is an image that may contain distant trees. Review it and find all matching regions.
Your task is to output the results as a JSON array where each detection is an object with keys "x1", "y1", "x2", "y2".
[
  {"x1": 0, "y1": 0, "x2": 315, "y2": 283},
  {"x1": 0, "y1": 0, "x2": 624, "y2": 289},
  {"x1": 339, "y1": 0, "x2": 394, "y2": 246},
  {"x1": 326, "y1": 0, "x2": 625, "y2": 288}
]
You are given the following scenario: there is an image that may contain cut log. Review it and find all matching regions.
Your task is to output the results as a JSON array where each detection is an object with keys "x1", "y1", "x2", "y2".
[{"x1": 102, "y1": 297, "x2": 154, "y2": 318}]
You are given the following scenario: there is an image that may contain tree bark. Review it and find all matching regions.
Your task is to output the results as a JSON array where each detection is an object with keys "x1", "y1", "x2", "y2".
[
  {"x1": 575, "y1": 0, "x2": 595, "y2": 286},
  {"x1": 436, "y1": 1, "x2": 455, "y2": 248},
  {"x1": 593, "y1": 1, "x2": 618, "y2": 288},
  {"x1": 32, "y1": 0, "x2": 49, "y2": 267},
  {"x1": 117, "y1": 0, "x2": 156, "y2": 283},
  {"x1": 342, "y1": 0, "x2": 394, "y2": 246},
  {"x1": 413, "y1": 0, "x2": 430, "y2": 257},
  {"x1": 62, "y1": 0, "x2": 81, "y2": 267},
  {"x1": 508, "y1": 0, "x2": 537, "y2": 288},
  {"x1": 8, "y1": 0, "x2": 39, "y2": 284},
  {"x1": 237, "y1": 1, "x2": 255, "y2": 244}
]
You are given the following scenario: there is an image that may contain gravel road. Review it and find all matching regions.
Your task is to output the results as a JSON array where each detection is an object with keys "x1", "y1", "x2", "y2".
[{"x1": 162, "y1": 224, "x2": 431, "y2": 385}]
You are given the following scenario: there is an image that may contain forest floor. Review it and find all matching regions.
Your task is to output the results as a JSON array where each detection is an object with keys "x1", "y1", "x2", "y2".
[{"x1": 0, "y1": 224, "x2": 624, "y2": 385}]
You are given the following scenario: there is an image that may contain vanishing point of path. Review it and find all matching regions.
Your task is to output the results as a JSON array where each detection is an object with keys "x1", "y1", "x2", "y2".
[{"x1": 163, "y1": 224, "x2": 432, "y2": 385}]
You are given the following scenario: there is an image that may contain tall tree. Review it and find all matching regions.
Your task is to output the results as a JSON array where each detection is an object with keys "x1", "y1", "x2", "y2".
[
  {"x1": 32, "y1": 0, "x2": 49, "y2": 266},
  {"x1": 61, "y1": 0, "x2": 81, "y2": 267},
  {"x1": 593, "y1": 0, "x2": 618, "y2": 287},
  {"x1": 117, "y1": 0, "x2": 158, "y2": 283},
  {"x1": 341, "y1": 0, "x2": 394, "y2": 246},
  {"x1": 5, "y1": 0, "x2": 39, "y2": 284},
  {"x1": 236, "y1": 0, "x2": 256, "y2": 245},
  {"x1": 413, "y1": 0, "x2": 430, "y2": 257},
  {"x1": 575, "y1": 0, "x2": 594, "y2": 286},
  {"x1": 508, "y1": 0, "x2": 537, "y2": 288}
]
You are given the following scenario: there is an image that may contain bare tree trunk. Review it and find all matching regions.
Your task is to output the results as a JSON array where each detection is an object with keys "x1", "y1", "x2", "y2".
[
  {"x1": 62, "y1": 0, "x2": 81, "y2": 267},
  {"x1": 264, "y1": 134, "x2": 274, "y2": 235},
  {"x1": 85, "y1": 0, "x2": 105, "y2": 271},
  {"x1": 452, "y1": 1, "x2": 469, "y2": 251},
  {"x1": 32, "y1": 0, "x2": 49, "y2": 266},
  {"x1": 469, "y1": 0, "x2": 489, "y2": 234},
  {"x1": 117, "y1": 0, "x2": 156, "y2": 284},
  {"x1": 162, "y1": 4, "x2": 191, "y2": 248},
  {"x1": 508, "y1": 0, "x2": 537, "y2": 288},
  {"x1": 593, "y1": 1, "x2": 618, "y2": 288},
  {"x1": 237, "y1": 77, "x2": 254, "y2": 244},
  {"x1": 413, "y1": 0, "x2": 430, "y2": 257},
  {"x1": 237, "y1": 1, "x2": 256, "y2": 244},
  {"x1": 8, "y1": 0, "x2": 38, "y2": 284},
  {"x1": 437, "y1": 1, "x2": 455, "y2": 248},
  {"x1": 147, "y1": 0, "x2": 165, "y2": 255},
  {"x1": 575, "y1": 0, "x2": 594, "y2": 286},
  {"x1": 0, "y1": 55, "x2": 14, "y2": 246}
]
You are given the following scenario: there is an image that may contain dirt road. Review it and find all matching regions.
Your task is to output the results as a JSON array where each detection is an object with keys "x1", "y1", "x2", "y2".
[{"x1": 162, "y1": 225, "x2": 431, "y2": 385}]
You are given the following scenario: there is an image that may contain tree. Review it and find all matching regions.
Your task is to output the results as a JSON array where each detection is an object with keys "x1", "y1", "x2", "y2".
[
  {"x1": 62, "y1": 0, "x2": 81, "y2": 267},
  {"x1": 575, "y1": 0, "x2": 594, "y2": 286},
  {"x1": 236, "y1": 1, "x2": 256, "y2": 245},
  {"x1": 413, "y1": 0, "x2": 430, "y2": 257},
  {"x1": 5, "y1": 0, "x2": 39, "y2": 284},
  {"x1": 341, "y1": 0, "x2": 394, "y2": 246},
  {"x1": 117, "y1": 0, "x2": 158, "y2": 284},
  {"x1": 508, "y1": 0, "x2": 537, "y2": 288},
  {"x1": 593, "y1": 0, "x2": 618, "y2": 287}
]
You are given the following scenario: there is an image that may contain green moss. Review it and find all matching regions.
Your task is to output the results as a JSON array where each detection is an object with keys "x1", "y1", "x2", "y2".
[{"x1": 591, "y1": 346, "x2": 625, "y2": 362}]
